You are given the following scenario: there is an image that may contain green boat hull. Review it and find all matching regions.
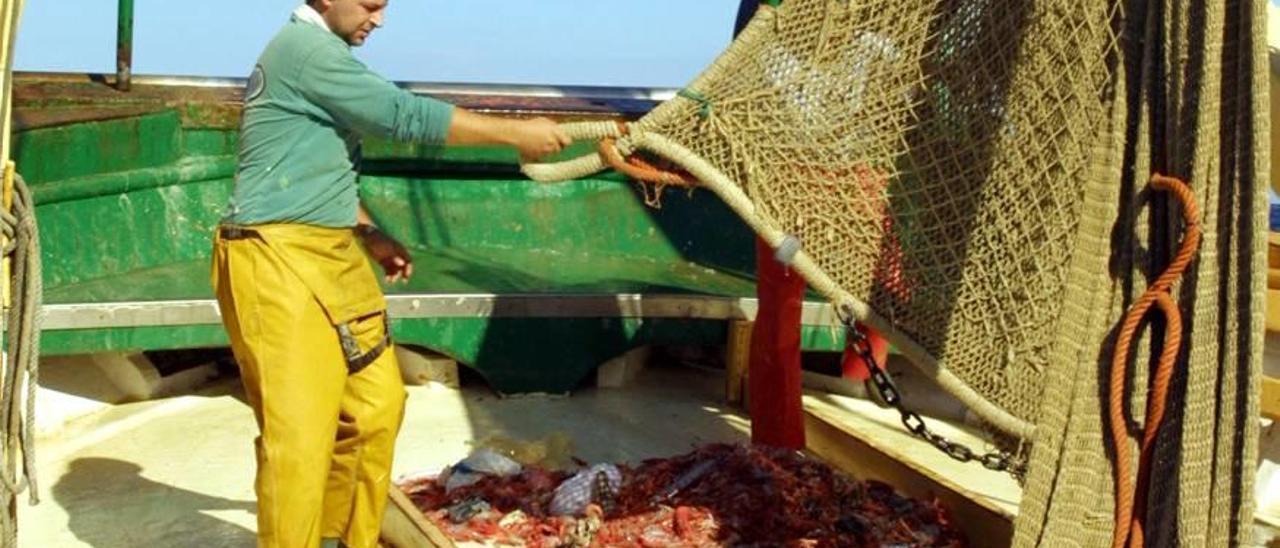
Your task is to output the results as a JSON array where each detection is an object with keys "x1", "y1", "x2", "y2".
[{"x1": 18, "y1": 75, "x2": 846, "y2": 393}]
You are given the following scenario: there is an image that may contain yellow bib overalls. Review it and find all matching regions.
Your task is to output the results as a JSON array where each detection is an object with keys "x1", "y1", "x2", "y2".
[{"x1": 212, "y1": 224, "x2": 406, "y2": 548}]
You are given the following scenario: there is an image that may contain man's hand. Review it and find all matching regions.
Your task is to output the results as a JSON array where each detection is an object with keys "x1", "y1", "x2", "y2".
[
  {"x1": 357, "y1": 225, "x2": 414, "y2": 284},
  {"x1": 509, "y1": 117, "x2": 572, "y2": 162}
]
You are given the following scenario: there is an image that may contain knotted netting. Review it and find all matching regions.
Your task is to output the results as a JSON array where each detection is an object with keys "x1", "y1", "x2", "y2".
[
  {"x1": 530, "y1": 0, "x2": 1122, "y2": 440},
  {"x1": 523, "y1": 0, "x2": 1267, "y2": 545}
]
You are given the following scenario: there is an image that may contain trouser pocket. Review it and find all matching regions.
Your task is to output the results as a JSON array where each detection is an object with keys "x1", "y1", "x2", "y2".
[{"x1": 336, "y1": 311, "x2": 392, "y2": 375}]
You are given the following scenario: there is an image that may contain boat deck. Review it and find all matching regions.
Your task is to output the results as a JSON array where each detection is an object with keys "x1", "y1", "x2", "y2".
[{"x1": 22, "y1": 363, "x2": 1021, "y2": 547}]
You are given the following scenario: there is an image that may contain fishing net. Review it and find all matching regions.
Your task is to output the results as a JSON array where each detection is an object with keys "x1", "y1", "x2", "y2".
[
  {"x1": 522, "y1": 0, "x2": 1267, "y2": 545},
  {"x1": 528, "y1": 0, "x2": 1126, "y2": 439}
]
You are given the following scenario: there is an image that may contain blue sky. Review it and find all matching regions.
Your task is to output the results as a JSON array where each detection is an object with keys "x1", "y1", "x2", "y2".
[{"x1": 14, "y1": 1, "x2": 740, "y2": 87}]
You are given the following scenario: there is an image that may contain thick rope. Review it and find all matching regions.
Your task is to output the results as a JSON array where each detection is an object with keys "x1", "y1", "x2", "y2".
[
  {"x1": 0, "y1": 172, "x2": 40, "y2": 546},
  {"x1": 518, "y1": 121, "x2": 623, "y2": 182},
  {"x1": 519, "y1": 119, "x2": 703, "y2": 195},
  {"x1": 1107, "y1": 173, "x2": 1200, "y2": 548}
]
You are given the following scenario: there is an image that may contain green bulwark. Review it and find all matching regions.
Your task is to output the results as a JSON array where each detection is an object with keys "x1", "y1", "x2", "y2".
[{"x1": 17, "y1": 75, "x2": 846, "y2": 393}]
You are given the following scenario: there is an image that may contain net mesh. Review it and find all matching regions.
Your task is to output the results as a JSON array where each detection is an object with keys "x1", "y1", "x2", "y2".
[
  {"x1": 637, "y1": 0, "x2": 1121, "y2": 431},
  {"x1": 524, "y1": 0, "x2": 1266, "y2": 544}
]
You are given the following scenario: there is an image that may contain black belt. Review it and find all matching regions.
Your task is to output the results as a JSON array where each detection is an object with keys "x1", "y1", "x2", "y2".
[{"x1": 219, "y1": 226, "x2": 260, "y2": 241}]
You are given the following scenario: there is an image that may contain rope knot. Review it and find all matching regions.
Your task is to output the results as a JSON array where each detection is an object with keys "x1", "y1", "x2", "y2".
[{"x1": 677, "y1": 89, "x2": 713, "y2": 119}]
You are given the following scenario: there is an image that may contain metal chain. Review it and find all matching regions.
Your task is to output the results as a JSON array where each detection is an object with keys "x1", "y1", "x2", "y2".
[{"x1": 845, "y1": 324, "x2": 1024, "y2": 476}]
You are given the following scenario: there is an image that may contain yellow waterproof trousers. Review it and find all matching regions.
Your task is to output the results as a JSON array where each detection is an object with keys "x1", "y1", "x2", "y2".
[{"x1": 212, "y1": 224, "x2": 406, "y2": 548}]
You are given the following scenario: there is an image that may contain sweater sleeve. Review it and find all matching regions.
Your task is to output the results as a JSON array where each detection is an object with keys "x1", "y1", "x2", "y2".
[{"x1": 297, "y1": 43, "x2": 454, "y2": 144}]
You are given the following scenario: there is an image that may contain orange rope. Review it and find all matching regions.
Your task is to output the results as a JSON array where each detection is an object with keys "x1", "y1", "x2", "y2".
[
  {"x1": 588, "y1": 121, "x2": 698, "y2": 189},
  {"x1": 597, "y1": 138, "x2": 697, "y2": 187},
  {"x1": 1108, "y1": 173, "x2": 1201, "y2": 548}
]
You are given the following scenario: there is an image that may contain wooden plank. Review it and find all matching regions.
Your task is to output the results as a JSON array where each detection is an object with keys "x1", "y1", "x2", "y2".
[
  {"x1": 725, "y1": 320, "x2": 753, "y2": 403},
  {"x1": 803, "y1": 407, "x2": 1014, "y2": 547},
  {"x1": 1269, "y1": 233, "x2": 1280, "y2": 268},
  {"x1": 1268, "y1": 289, "x2": 1280, "y2": 333},
  {"x1": 395, "y1": 345, "x2": 460, "y2": 388},
  {"x1": 597, "y1": 346, "x2": 651, "y2": 388},
  {"x1": 381, "y1": 486, "x2": 456, "y2": 548},
  {"x1": 1263, "y1": 376, "x2": 1280, "y2": 422}
]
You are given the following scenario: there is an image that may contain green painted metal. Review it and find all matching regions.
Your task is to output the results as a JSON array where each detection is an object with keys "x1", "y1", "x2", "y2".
[
  {"x1": 38, "y1": 178, "x2": 230, "y2": 289},
  {"x1": 44, "y1": 246, "x2": 754, "y2": 305},
  {"x1": 14, "y1": 111, "x2": 181, "y2": 186},
  {"x1": 42, "y1": 325, "x2": 229, "y2": 358},
  {"x1": 358, "y1": 176, "x2": 755, "y2": 276},
  {"x1": 21, "y1": 102, "x2": 847, "y2": 393},
  {"x1": 183, "y1": 129, "x2": 240, "y2": 157},
  {"x1": 32, "y1": 156, "x2": 234, "y2": 205},
  {"x1": 117, "y1": 0, "x2": 134, "y2": 91},
  {"x1": 393, "y1": 317, "x2": 728, "y2": 393}
]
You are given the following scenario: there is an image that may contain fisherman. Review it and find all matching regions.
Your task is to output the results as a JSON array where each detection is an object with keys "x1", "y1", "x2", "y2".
[{"x1": 211, "y1": 1, "x2": 570, "y2": 546}]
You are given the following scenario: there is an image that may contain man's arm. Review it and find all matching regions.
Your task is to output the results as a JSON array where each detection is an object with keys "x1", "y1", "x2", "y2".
[
  {"x1": 446, "y1": 109, "x2": 571, "y2": 161},
  {"x1": 299, "y1": 44, "x2": 453, "y2": 145},
  {"x1": 356, "y1": 202, "x2": 413, "y2": 284},
  {"x1": 298, "y1": 44, "x2": 569, "y2": 161}
]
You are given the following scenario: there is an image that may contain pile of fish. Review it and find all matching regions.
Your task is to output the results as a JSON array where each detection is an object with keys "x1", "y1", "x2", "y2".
[{"x1": 398, "y1": 443, "x2": 966, "y2": 547}]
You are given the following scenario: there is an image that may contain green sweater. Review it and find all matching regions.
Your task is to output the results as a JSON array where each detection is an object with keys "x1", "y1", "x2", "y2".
[{"x1": 223, "y1": 15, "x2": 454, "y2": 228}]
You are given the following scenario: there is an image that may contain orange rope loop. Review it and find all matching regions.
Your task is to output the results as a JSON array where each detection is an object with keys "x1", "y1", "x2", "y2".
[{"x1": 1108, "y1": 173, "x2": 1201, "y2": 548}]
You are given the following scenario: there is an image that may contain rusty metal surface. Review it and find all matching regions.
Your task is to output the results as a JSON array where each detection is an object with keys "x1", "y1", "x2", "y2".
[
  {"x1": 12, "y1": 72, "x2": 664, "y2": 130},
  {"x1": 13, "y1": 105, "x2": 167, "y2": 131}
]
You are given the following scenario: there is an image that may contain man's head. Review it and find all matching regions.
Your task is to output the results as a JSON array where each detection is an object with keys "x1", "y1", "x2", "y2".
[{"x1": 308, "y1": 0, "x2": 387, "y2": 46}]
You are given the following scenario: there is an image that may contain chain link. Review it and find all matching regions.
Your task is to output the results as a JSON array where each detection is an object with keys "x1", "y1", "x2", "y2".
[{"x1": 847, "y1": 324, "x2": 1024, "y2": 476}]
